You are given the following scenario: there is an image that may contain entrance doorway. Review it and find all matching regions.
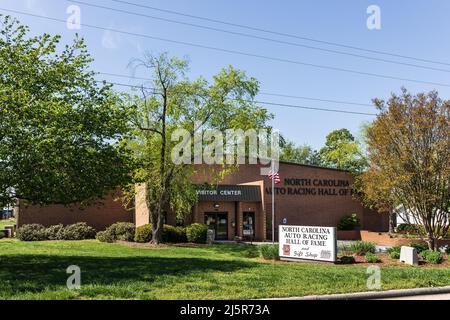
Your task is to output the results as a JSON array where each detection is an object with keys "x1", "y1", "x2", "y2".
[
  {"x1": 204, "y1": 213, "x2": 228, "y2": 240},
  {"x1": 243, "y1": 212, "x2": 256, "y2": 239}
]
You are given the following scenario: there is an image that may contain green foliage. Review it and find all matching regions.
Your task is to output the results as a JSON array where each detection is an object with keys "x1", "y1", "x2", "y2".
[
  {"x1": 319, "y1": 129, "x2": 367, "y2": 173},
  {"x1": 365, "y1": 252, "x2": 381, "y2": 263},
  {"x1": 134, "y1": 224, "x2": 153, "y2": 243},
  {"x1": 162, "y1": 225, "x2": 187, "y2": 243},
  {"x1": 350, "y1": 241, "x2": 376, "y2": 256},
  {"x1": 388, "y1": 246, "x2": 401, "y2": 259},
  {"x1": 337, "y1": 214, "x2": 360, "y2": 231},
  {"x1": 280, "y1": 138, "x2": 324, "y2": 166},
  {"x1": 259, "y1": 244, "x2": 279, "y2": 260},
  {"x1": 186, "y1": 224, "x2": 208, "y2": 244},
  {"x1": 17, "y1": 224, "x2": 46, "y2": 241},
  {"x1": 396, "y1": 224, "x2": 425, "y2": 234},
  {"x1": 0, "y1": 15, "x2": 133, "y2": 207},
  {"x1": 125, "y1": 52, "x2": 273, "y2": 243},
  {"x1": 106, "y1": 222, "x2": 136, "y2": 242},
  {"x1": 96, "y1": 231, "x2": 115, "y2": 243},
  {"x1": 421, "y1": 250, "x2": 443, "y2": 264},
  {"x1": 57, "y1": 223, "x2": 96, "y2": 240},
  {"x1": 409, "y1": 243, "x2": 429, "y2": 254},
  {"x1": 0, "y1": 231, "x2": 5, "y2": 239},
  {"x1": 44, "y1": 224, "x2": 65, "y2": 240},
  {"x1": 339, "y1": 256, "x2": 356, "y2": 264}
]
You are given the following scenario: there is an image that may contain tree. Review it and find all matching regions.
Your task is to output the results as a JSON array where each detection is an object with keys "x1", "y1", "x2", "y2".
[
  {"x1": 126, "y1": 53, "x2": 273, "y2": 244},
  {"x1": 279, "y1": 138, "x2": 325, "y2": 166},
  {"x1": 0, "y1": 15, "x2": 133, "y2": 206},
  {"x1": 319, "y1": 128, "x2": 367, "y2": 173},
  {"x1": 359, "y1": 89, "x2": 450, "y2": 250}
]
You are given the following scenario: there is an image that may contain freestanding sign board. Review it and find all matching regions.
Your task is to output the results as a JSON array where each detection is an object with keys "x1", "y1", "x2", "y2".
[{"x1": 279, "y1": 225, "x2": 337, "y2": 263}]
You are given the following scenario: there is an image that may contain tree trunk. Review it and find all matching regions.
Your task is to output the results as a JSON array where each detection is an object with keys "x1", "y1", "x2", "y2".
[
  {"x1": 388, "y1": 209, "x2": 397, "y2": 234},
  {"x1": 426, "y1": 236, "x2": 437, "y2": 251},
  {"x1": 151, "y1": 204, "x2": 165, "y2": 244}
]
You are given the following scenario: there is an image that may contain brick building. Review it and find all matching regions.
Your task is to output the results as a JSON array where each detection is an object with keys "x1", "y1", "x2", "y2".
[{"x1": 17, "y1": 161, "x2": 389, "y2": 241}]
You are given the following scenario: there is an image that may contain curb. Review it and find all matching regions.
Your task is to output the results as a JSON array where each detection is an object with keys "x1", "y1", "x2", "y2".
[{"x1": 269, "y1": 286, "x2": 450, "y2": 300}]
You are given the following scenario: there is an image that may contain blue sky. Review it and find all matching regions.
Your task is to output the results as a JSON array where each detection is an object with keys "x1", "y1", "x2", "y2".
[{"x1": 2, "y1": 0, "x2": 450, "y2": 149}]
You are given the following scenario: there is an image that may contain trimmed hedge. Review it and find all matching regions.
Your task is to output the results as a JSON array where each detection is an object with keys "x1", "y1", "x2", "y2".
[
  {"x1": 17, "y1": 223, "x2": 96, "y2": 241},
  {"x1": 0, "y1": 231, "x2": 5, "y2": 239},
  {"x1": 134, "y1": 224, "x2": 188, "y2": 243},
  {"x1": 186, "y1": 224, "x2": 208, "y2": 244},
  {"x1": 17, "y1": 224, "x2": 47, "y2": 241},
  {"x1": 97, "y1": 222, "x2": 135, "y2": 243},
  {"x1": 135, "y1": 224, "x2": 153, "y2": 243}
]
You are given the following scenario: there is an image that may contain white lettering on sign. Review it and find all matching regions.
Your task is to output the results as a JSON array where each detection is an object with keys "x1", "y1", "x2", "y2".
[
  {"x1": 279, "y1": 225, "x2": 337, "y2": 262},
  {"x1": 197, "y1": 190, "x2": 242, "y2": 196}
]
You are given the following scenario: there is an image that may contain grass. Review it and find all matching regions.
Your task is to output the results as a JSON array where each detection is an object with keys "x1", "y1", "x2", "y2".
[
  {"x1": 0, "y1": 239, "x2": 449, "y2": 300},
  {"x1": 0, "y1": 218, "x2": 15, "y2": 229}
]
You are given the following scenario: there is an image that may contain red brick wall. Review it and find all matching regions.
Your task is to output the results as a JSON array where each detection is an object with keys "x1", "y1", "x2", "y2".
[
  {"x1": 18, "y1": 192, "x2": 133, "y2": 231},
  {"x1": 193, "y1": 162, "x2": 389, "y2": 238}
]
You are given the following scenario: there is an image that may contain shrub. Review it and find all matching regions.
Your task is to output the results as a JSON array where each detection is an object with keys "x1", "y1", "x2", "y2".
[
  {"x1": 96, "y1": 230, "x2": 115, "y2": 243},
  {"x1": 259, "y1": 244, "x2": 279, "y2": 260},
  {"x1": 337, "y1": 214, "x2": 360, "y2": 231},
  {"x1": 350, "y1": 241, "x2": 376, "y2": 256},
  {"x1": 365, "y1": 252, "x2": 382, "y2": 263},
  {"x1": 58, "y1": 223, "x2": 96, "y2": 240},
  {"x1": 45, "y1": 224, "x2": 65, "y2": 240},
  {"x1": 396, "y1": 224, "x2": 425, "y2": 234},
  {"x1": 388, "y1": 246, "x2": 401, "y2": 259},
  {"x1": 17, "y1": 224, "x2": 47, "y2": 241},
  {"x1": 186, "y1": 224, "x2": 208, "y2": 244},
  {"x1": 421, "y1": 250, "x2": 443, "y2": 264},
  {"x1": 339, "y1": 256, "x2": 356, "y2": 264},
  {"x1": 163, "y1": 225, "x2": 187, "y2": 243},
  {"x1": 107, "y1": 222, "x2": 135, "y2": 242},
  {"x1": 135, "y1": 224, "x2": 153, "y2": 243},
  {"x1": 0, "y1": 231, "x2": 4, "y2": 239},
  {"x1": 409, "y1": 242, "x2": 429, "y2": 254}
]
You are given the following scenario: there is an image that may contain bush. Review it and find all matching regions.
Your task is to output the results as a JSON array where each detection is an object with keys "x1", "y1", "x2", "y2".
[
  {"x1": 350, "y1": 241, "x2": 376, "y2": 256},
  {"x1": 337, "y1": 214, "x2": 360, "y2": 231},
  {"x1": 134, "y1": 224, "x2": 153, "y2": 243},
  {"x1": 388, "y1": 246, "x2": 401, "y2": 259},
  {"x1": 58, "y1": 223, "x2": 96, "y2": 240},
  {"x1": 0, "y1": 231, "x2": 5, "y2": 239},
  {"x1": 365, "y1": 252, "x2": 382, "y2": 263},
  {"x1": 409, "y1": 242, "x2": 429, "y2": 254},
  {"x1": 96, "y1": 230, "x2": 115, "y2": 243},
  {"x1": 17, "y1": 224, "x2": 47, "y2": 241},
  {"x1": 421, "y1": 250, "x2": 443, "y2": 264},
  {"x1": 107, "y1": 222, "x2": 135, "y2": 242},
  {"x1": 186, "y1": 224, "x2": 208, "y2": 244},
  {"x1": 396, "y1": 224, "x2": 425, "y2": 234},
  {"x1": 163, "y1": 225, "x2": 187, "y2": 243},
  {"x1": 45, "y1": 224, "x2": 65, "y2": 240},
  {"x1": 259, "y1": 244, "x2": 279, "y2": 260},
  {"x1": 339, "y1": 256, "x2": 356, "y2": 264}
]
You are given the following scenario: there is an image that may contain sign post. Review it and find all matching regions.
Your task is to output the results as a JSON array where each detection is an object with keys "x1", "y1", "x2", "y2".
[{"x1": 279, "y1": 225, "x2": 337, "y2": 263}]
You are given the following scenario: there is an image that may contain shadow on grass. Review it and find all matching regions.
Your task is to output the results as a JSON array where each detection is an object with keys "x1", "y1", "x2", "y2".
[{"x1": 0, "y1": 254, "x2": 257, "y2": 295}]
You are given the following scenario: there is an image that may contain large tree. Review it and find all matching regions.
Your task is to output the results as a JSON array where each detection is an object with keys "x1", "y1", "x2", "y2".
[
  {"x1": 359, "y1": 89, "x2": 450, "y2": 250},
  {"x1": 279, "y1": 138, "x2": 325, "y2": 166},
  {"x1": 319, "y1": 128, "x2": 367, "y2": 173},
  {"x1": 126, "y1": 53, "x2": 273, "y2": 244},
  {"x1": 0, "y1": 15, "x2": 132, "y2": 206}
]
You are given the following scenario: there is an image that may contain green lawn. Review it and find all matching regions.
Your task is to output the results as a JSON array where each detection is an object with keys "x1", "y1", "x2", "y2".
[{"x1": 0, "y1": 239, "x2": 449, "y2": 300}]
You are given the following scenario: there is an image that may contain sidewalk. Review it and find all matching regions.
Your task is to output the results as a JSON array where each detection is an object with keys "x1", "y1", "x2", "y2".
[{"x1": 269, "y1": 286, "x2": 450, "y2": 300}]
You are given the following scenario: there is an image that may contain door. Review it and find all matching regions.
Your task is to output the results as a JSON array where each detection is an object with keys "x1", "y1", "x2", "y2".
[
  {"x1": 243, "y1": 212, "x2": 256, "y2": 239},
  {"x1": 204, "y1": 213, "x2": 228, "y2": 240}
]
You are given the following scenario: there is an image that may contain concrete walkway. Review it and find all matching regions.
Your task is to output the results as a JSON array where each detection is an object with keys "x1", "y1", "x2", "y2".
[{"x1": 269, "y1": 286, "x2": 450, "y2": 300}]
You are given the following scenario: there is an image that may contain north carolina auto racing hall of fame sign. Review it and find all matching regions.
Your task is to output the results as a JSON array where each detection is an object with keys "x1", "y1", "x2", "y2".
[{"x1": 279, "y1": 225, "x2": 337, "y2": 263}]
